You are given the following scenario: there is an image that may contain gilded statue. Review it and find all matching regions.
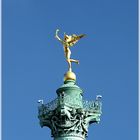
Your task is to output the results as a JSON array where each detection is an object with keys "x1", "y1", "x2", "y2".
[{"x1": 55, "y1": 29, "x2": 85, "y2": 72}]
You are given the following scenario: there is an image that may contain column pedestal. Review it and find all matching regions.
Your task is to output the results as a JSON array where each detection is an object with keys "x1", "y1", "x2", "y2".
[{"x1": 38, "y1": 72, "x2": 102, "y2": 140}]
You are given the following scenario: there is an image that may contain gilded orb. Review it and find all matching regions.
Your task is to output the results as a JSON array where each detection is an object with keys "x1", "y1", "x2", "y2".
[{"x1": 64, "y1": 71, "x2": 76, "y2": 81}]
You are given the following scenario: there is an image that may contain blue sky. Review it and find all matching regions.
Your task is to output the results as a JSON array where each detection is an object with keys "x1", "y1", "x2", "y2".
[{"x1": 2, "y1": 0, "x2": 138, "y2": 140}]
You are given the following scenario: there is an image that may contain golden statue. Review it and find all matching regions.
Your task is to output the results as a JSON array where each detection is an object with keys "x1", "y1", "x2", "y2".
[{"x1": 55, "y1": 29, "x2": 85, "y2": 72}]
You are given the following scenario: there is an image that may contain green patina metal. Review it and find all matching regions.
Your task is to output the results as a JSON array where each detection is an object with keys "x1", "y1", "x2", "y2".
[
  {"x1": 38, "y1": 79, "x2": 102, "y2": 140},
  {"x1": 56, "y1": 80, "x2": 83, "y2": 108}
]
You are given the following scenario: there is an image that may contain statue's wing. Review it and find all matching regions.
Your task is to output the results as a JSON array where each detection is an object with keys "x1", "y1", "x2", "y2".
[
  {"x1": 68, "y1": 34, "x2": 86, "y2": 47},
  {"x1": 78, "y1": 34, "x2": 86, "y2": 39}
]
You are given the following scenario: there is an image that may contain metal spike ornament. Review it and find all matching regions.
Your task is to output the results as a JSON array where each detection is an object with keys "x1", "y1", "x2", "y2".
[{"x1": 38, "y1": 29, "x2": 102, "y2": 140}]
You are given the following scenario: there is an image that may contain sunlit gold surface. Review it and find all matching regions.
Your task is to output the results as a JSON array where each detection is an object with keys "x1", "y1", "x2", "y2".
[
  {"x1": 64, "y1": 71, "x2": 76, "y2": 81},
  {"x1": 55, "y1": 29, "x2": 85, "y2": 72}
]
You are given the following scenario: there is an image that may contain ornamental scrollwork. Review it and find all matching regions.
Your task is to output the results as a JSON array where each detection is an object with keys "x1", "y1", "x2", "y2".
[{"x1": 38, "y1": 96, "x2": 102, "y2": 139}]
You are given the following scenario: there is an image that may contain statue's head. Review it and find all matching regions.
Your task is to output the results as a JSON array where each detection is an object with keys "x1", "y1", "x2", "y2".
[{"x1": 64, "y1": 34, "x2": 72, "y2": 42}]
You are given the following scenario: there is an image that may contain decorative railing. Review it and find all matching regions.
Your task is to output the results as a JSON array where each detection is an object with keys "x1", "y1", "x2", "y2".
[{"x1": 38, "y1": 95, "x2": 102, "y2": 114}]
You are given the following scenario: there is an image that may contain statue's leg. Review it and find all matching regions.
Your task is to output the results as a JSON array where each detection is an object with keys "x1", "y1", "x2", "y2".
[
  {"x1": 70, "y1": 59, "x2": 79, "y2": 64},
  {"x1": 67, "y1": 59, "x2": 72, "y2": 72},
  {"x1": 65, "y1": 47, "x2": 72, "y2": 71}
]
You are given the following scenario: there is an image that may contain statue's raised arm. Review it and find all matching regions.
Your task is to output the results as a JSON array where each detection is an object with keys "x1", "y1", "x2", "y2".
[{"x1": 55, "y1": 29, "x2": 64, "y2": 44}]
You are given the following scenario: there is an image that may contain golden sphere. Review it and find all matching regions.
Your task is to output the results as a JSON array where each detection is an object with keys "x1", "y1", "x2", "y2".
[{"x1": 64, "y1": 71, "x2": 76, "y2": 81}]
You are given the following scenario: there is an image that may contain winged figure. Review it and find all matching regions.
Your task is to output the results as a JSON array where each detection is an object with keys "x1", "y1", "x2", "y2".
[{"x1": 55, "y1": 29, "x2": 85, "y2": 72}]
